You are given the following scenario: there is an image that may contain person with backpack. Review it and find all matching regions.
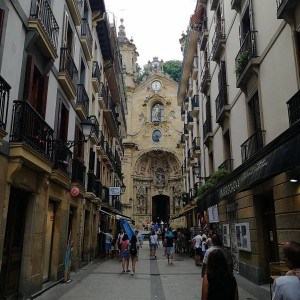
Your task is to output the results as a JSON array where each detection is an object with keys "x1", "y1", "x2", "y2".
[{"x1": 129, "y1": 230, "x2": 139, "y2": 275}]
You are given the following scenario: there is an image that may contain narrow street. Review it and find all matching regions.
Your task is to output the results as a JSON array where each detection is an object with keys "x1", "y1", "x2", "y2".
[{"x1": 34, "y1": 242, "x2": 270, "y2": 300}]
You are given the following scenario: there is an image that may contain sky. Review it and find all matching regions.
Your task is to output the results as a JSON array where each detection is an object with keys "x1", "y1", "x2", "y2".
[{"x1": 105, "y1": 0, "x2": 197, "y2": 67}]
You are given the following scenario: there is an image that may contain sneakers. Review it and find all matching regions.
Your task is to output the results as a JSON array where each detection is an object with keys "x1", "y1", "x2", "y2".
[
  {"x1": 126, "y1": 269, "x2": 131, "y2": 273},
  {"x1": 131, "y1": 271, "x2": 134, "y2": 275}
]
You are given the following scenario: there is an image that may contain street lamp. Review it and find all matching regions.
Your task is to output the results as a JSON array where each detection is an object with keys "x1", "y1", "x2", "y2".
[
  {"x1": 193, "y1": 164, "x2": 209, "y2": 180},
  {"x1": 120, "y1": 182, "x2": 126, "y2": 195}
]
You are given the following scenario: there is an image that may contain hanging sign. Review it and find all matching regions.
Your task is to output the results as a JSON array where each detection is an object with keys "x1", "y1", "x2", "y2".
[{"x1": 109, "y1": 187, "x2": 120, "y2": 196}]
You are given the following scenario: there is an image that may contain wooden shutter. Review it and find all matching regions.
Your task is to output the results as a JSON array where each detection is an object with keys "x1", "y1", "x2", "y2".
[
  {"x1": 40, "y1": 75, "x2": 49, "y2": 118},
  {"x1": 23, "y1": 55, "x2": 34, "y2": 101}
]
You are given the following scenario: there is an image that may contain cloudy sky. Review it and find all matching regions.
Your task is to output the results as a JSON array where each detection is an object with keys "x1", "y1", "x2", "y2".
[{"x1": 105, "y1": 0, "x2": 197, "y2": 67}]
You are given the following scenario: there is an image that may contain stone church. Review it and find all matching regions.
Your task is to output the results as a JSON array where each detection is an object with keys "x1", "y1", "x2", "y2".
[{"x1": 118, "y1": 20, "x2": 185, "y2": 228}]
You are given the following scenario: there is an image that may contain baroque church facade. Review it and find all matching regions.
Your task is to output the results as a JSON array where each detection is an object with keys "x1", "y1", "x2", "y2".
[{"x1": 118, "y1": 20, "x2": 185, "y2": 228}]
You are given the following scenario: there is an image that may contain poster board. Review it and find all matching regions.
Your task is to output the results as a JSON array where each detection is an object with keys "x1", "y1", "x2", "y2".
[
  {"x1": 222, "y1": 224, "x2": 230, "y2": 247},
  {"x1": 235, "y1": 223, "x2": 251, "y2": 252}
]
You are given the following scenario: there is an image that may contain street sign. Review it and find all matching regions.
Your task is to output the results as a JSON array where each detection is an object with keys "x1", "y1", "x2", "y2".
[{"x1": 109, "y1": 186, "x2": 120, "y2": 196}]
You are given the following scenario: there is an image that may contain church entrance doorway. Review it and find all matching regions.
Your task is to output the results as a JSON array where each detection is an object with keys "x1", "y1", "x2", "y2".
[{"x1": 152, "y1": 195, "x2": 170, "y2": 224}]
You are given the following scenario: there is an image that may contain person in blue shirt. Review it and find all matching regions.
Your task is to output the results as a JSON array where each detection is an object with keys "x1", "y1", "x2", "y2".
[{"x1": 165, "y1": 228, "x2": 174, "y2": 264}]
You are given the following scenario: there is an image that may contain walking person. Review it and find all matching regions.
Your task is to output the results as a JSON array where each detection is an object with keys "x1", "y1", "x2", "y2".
[
  {"x1": 121, "y1": 234, "x2": 130, "y2": 273},
  {"x1": 192, "y1": 230, "x2": 203, "y2": 266},
  {"x1": 117, "y1": 228, "x2": 125, "y2": 261},
  {"x1": 272, "y1": 241, "x2": 300, "y2": 300},
  {"x1": 150, "y1": 230, "x2": 158, "y2": 259},
  {"x1": 165, "y1": 228, "x2": 174, "y2": 264},
  {"x1": 129, "y1": 230, "x2": 139, "y2": 275},
  {"x1": 201, "y1": 248, "x2": 238, "y2": 300},
  {"x1": 99, "y1": 228, "x2": 113, "y2": 259}
]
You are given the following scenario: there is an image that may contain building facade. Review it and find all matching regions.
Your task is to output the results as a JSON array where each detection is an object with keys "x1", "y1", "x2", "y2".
[
  {"x1": 0, "y1": 0, "x2": 127, "y2": 298},
  {"x1": 178, "y1": 0, "x2": 300, "y2": 284}
]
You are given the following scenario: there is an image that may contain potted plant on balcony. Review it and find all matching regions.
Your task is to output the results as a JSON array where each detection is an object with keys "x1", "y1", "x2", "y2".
[{"x1": 235, "y1": 50, "x2": 251, "y2": 77}]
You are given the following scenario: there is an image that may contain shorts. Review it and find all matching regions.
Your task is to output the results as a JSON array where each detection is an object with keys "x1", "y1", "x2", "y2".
[
  {"x1": 151, "y1": 243, "x2": 158, "y2": 250},
  {"x1": 167, "y1": 247, "x2": 174, "y2": 254},
  {"x1": 130, "y1": 248, "x2": 138, "y2": 257},
  {"x1": 105, "y1": 243, "x2": 111, "y2": 251},
  {"x1": 195, "y1": 248, "x2": 201, "y2": 255},
  {"x1": 122, "y1": 250, "x2": 129, "y2": 258}
]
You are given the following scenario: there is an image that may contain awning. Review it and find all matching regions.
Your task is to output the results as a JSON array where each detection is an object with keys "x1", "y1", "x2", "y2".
[
  {"x1": 171, "y1": 203, "x2": 197, "y2": 220},
  {"x1": 99, "y1": 209, "x2": 113, "y2": 216},
  {"x1": 197, "y1": 120, "x2": 300, "y2": 210}
]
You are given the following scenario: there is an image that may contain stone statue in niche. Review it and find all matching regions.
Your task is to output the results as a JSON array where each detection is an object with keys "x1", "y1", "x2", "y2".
[
  {"x1": 155, "y1": 167, "x2": 166, "y2": 187},
  {"x1": 137, "y1": 186, "x2": 147, "y2": 214}
]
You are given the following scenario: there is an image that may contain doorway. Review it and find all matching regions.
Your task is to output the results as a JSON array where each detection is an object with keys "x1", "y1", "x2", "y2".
[
  {"x1": 0, "y1": 188, "x2": 28, "y2": 299},
  {"x1": 152, "y1": 195, "x2": 170, "y2": 224}
]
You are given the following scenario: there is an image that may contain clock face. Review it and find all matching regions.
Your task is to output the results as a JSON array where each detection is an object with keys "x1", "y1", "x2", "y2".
[{"x1": 151, "y1": 80, "x2": 161, "y2": 91}]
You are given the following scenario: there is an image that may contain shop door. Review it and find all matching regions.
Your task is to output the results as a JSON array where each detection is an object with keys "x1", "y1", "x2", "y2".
[
  {"x1": 0, "y1": 189, "x2": 27, "y2": 299},
  {"x1": 43, "y1": 202, "x2": 55, "y2": 282}
]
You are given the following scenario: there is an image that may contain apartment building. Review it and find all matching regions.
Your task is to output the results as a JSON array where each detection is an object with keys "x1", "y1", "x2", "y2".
[
  {"x1": 178, "y1": 0, "x2": 300, "y2": 284},
  {"x1": 0, "y1": 0, "x2": 127, "y2": 298}
]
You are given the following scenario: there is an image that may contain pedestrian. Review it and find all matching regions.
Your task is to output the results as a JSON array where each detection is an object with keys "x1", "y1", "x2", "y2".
[
  {"x1": 202, "y1": 234, "x2": 233, "y2": 278},
  {"x1": 272, "y1": 241, "x2": 300, "y2": 300},
  {"x1": 201, "y1": 248, "x2": 238, "y2": 300},
  {"x1": 129, "y1": 230, "x2": 139, "y2": 275},
  {"x1": 202, "y1": 237, "x2": 207, "y2": 262},
  {"x1": 165, "y1": 228, "x2": 174, "y2": 264},
  {"x1": 99, "y1": 228, "x2": 113, "y2": 259},
  {"x1": 117, "y1": 228, "x2": 125, "y2": 261},
  {"x1": 121, "y1": 234, "x2": 130, "y2": 273},
  {"x1": 192, "y1": 230, "x2": 203, "y2": 266},
  {"x1": 161, "y1": 229, "x2": 167, "y2": 256},
  {"x1": 150, "y1": 230, "x2": 158, "y2": 259}
]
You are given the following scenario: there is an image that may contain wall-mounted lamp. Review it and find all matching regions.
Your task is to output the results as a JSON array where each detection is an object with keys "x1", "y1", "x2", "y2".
[
  {"x1": 193, "y1": 164, "x2": 209, "y2": 180},
  {"x1": 290, "y1": 178, "x2": 298, "y2": 183},
  {"x1": 120, "y1": 182, "x2": 126, "y2": 195}
]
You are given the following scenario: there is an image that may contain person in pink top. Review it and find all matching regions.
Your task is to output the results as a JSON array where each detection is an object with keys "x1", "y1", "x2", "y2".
[{"x1": 121, "y1": 234, "x2": 130, "y2": 273}]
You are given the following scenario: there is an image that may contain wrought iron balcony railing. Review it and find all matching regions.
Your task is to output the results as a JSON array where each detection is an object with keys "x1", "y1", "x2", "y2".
[
  {"x1": 59, "y1": 47, "x2": 78, "y2": 90},
  {"x1": 92, "y1": 61, "x2": 101, "y2": 86},
  {"x1": 0, "y1": 76, "x2": 11, "y2": 130},
  {"x1": 192, "y1": 95, "x2": 200, "y2": 110},
  {"x1": 215, "y1": 85, "x2": 228, "y2": 122},
  {"x1": 235, "y1": 31, "x2": 257, "y2": 81},
  {"x1": 81, "y1": 18, "x2": 93, "y2": 57},
  {"x1": 52, "y1": 146, "x2": 72, "y2": 175},
  {"x1": 218, "y1": 159, "x2": 233, "y2": 173},
  {"x1": 211, "y1": 19, "x2": 226, "y2": 61},
  {"x1": 10, "y1": 100, "x2": 54, "y2": 160},
  {"x1": 187, "y1": 111, "x2": 193, "y2": 123},
  {"x1": 30, "y1": 0, "x2": 59, "y2": 51},
  {"x1": 287, "y1": 90, "x2": 300, "y2": 127},
  {"x1": 241, "y1": 130, "x2": 265, "y2": 162},
  {"x1": 87, "y1": 172, "x2": 98, "y2": 195},
  {"x1": 192, "y1": 137, "x2": 200, "y2": 150},
  {"x1": 77, "y1": 84, "x2": 89, "y2": 116},
  {"x1": 203, "y1": 118, "x2": 212, "y2": 141},
  {"x1": 276, "y1": 0, "x2": 298, "y2": 19},
  {"x1": 71, "y1": 157, "x2": 86, "y2": 186},
  {"x1": 200, "y1": 62, "x2": 211, "y2": 93}
]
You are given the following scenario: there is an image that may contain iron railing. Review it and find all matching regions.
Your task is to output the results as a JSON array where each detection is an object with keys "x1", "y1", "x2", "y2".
[
  {"x1": 30, "y1": 0, "x2": 59, "y2": 50},
  {"x1": 0, "y1": 76, "x2": 11, "y2": 130},
  {"x1": 192, "y1": 95, "x2": 200, "y2": 109},
  {"x1": 10, "y1": 100, "x2": 54, "y2": 160},
  {"x1": 235, "y1": 31, "x2": 257, "y2": 80},
  {"x1": 215, "y1": 85, "x2": 228, "y2": 122},
  {"x1": 59, "y1": 47, "x2": 78, "y2": 90},
  {"x1": 187, "y1": 112, "x2": 193, "y2": 123},
  {"x1": 192, "y1": 137, "x2": 200, "y2": 150},
  {"x1": 77, "y1": 84, "x2": 89, "y2": 116},
  {"x1": 211, "y1": 19, "x2": 226, "y2": 60},
  {"x1": 200, "y1": 62, "x2": 211, "y2": 92},
  {"x1": 218, "y1": 159, "x2": 234, "y2": 173},
  {"x1": 71, "y1": 157, "x2": 86, "y2": 186},
  {"x1": 203, "y1": 118, "x2": 212, "y2": 141},
  {"x1": 87, "y1": 172, "x2": 98, "y2": 195},
  {"x1": 81, "y1": 18, "x2": 93, "y2": 55},
  {"x1": 241, "y1": 130, "x2": 265, "y2": 162},
  {"x1": 287, "y1": 90, "x2": 300, "y2": 126},
  {"x1": 52, "y1": 146, "x2": 72, "y2": 175},
  {"x1": 92, "y1": 61, "x2": 101, "y2": 86}
]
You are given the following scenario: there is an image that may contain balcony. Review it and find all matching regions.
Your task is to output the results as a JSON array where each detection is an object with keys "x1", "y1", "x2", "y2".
[
  {"x1": 71, "y1": 157, "x2": 86, "y2": 187},
  {"x1": 95, "y1": 131, "x2": 105, "y2": 155},
  {"x1": 200, "y1": 62, "x2": 211, "y2": 94},
  {"x1": 28, "y1": 0, "x2": 59, "y2": 60},
  {"x1": 184, "y1": 124, "x2": 189, "y2": 141},
  {"x1": 58, "y1": 47, "x2": 78, "y2": 100},
  {"x1": 231, "y1": 0, "x2": 241, "y2": 10},
  {"x1": 203, "y1": 119, "x2": 213, "y2": 145},
  {"x1": 287, "y1": 90, "x2": 300, "y2": 126},
  {"x1": 211, "y1": 19, "x2": 226, "y2": 62},
  {"x1": 199, "y1": 17, "x2": 208, "y2": 51},
  {"x1": 98, "y1": 83, "x2": 107, "y2": 109},
  {"x1": 192, "y1": 95, "x2": 200, "y2": 118},
  {"x1": 9, "y1": 100, "x2": 53, "y2": 173},
  {"x1": 76, "y1": 84, "x2": 89, "y2": 120},
  {"x1": 181, "y1": 106, "x2": 185, "y2": 121},
  {"x1": 88, "y1": 116, "x2": 100, "y2": 144},
  {"x1": 86, "y1": 172, "x2": 100, "y2": 200},
  {"x1": 101, "y1": 186, "x2": 110, "y2": 204},
  {"x1": 66, "y1": 0, "x2": 82, "y2": 26},
  {"x1": 187, "y1": 112, "x2": 194, "y2": 130},
  {"x1": 0, "y1": 76, "x2": 11, "y2": 145},
  {"x1": 51, "y1": 147, "x2": 72, "y2": 186},
  {"x1": 276, "y1": 0, "x2": 298, "y2": 20},
  {"x1": 184, "y1": 96, "x2": 189, "y2": 110},
  {"x1": 92, "y1": 61, "x2": 101, "y2": 93},
  {"x1": 241, "y1": 130, "x2": 265, "y2": 162},
  {"x1": 80, "y1": 18, "x2": 93, "y2": 61},
  {"x1": 192, "y1": 137, "x2": 200, "y2": 158},
  {"x1": 187, "y1": 82, "x2": 193, "y2": 97},
  {"x1": 211, "y1": 0, "x2": 219, "y2": 10},
  {"x1": 192, "y1": 56, "x2": 198, "y2": 80},
  {"x1": 218, "y1": 159, "x2": 233, "y2": 173},
  {"x1": 235, "y1": 31, "x2": 259, "y2": 88},
  {"x1": 188, "y1": 148, "x2": 195, "y2": 167},
  {"x1": 103, "y1": 96, "x2": 120, "y2": 138},
  {"x1": 216, "y1": 86, "x2": 230, "y2": 123}
]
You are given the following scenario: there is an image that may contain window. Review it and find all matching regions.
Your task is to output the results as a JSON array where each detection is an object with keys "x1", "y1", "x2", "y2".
[
  {"x1": 152, "y1": 130, "x2": 162, "y2": 143},
  {"x1": 0, "y1": 9, "x2": 5, "y2": 45},
  {"x1": 151, "y1": 103, "x2": 164, "y2": 122},
  {"x1": 248, "y1": 91, "x2": 261, "y2": 133}
]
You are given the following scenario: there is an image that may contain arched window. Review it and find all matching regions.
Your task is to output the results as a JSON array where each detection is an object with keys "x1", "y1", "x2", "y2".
[{"x1": 151, "y1": 103, "x2": 164, "y2": 123}]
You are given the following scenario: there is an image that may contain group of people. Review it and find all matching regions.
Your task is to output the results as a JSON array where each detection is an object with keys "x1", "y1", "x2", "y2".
[{"x1": 99, "y1": 228, "x2": 141, "y2": 275}]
